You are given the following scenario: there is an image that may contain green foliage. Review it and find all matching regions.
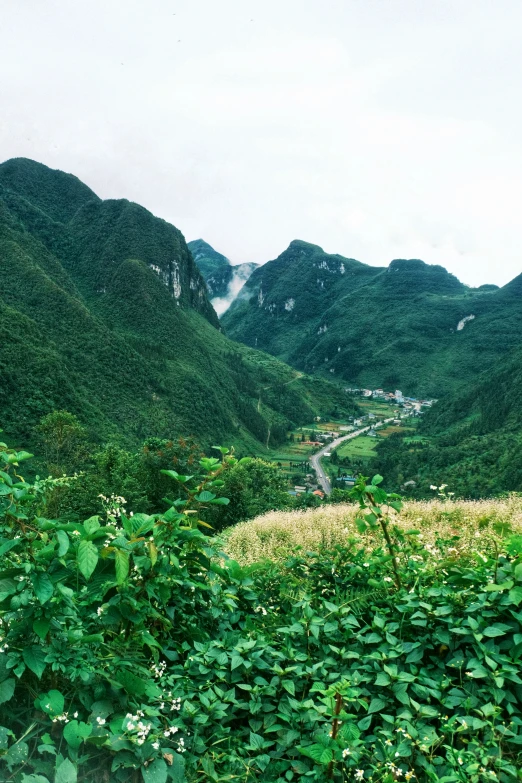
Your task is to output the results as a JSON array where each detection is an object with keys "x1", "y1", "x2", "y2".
[
  {"x1": 223, "y1": 239, "x2": 522, "y2": 399},
  {"x1": 2, "y1": 436, "x2": 522, "y2": 781},
  {"x1": 207, "y1": 457, "x2": 291, "y2": 528},
  {"x1": 36, "y1": 410, "x2": 88, "y2": 477},
  {"x1": 370, "y1": 346, "x2": 522, "y2": 498},
  {"x1": 0, "y1": 159, "x2": 357, "y2": 453}
]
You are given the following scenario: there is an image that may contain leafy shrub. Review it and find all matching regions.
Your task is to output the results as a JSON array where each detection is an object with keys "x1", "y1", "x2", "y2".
[{"x1": 2, "y1": 439, "x2": 522, "y2": 782}]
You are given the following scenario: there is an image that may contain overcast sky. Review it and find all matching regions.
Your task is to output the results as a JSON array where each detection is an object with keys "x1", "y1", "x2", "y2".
[{"x1": 2, "y1": 0, "x2": 522, "y2": 286}]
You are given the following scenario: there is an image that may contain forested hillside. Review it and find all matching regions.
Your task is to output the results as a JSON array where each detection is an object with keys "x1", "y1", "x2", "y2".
[
  {"x1": 370, "y1": 344, "x2": 522, "y2": 497},
  {"x1": 223, "y1": 239, "x2": 521, "y2": 398},
  {"x1": 0, "y1": 158, "x2": 356, "y2": 451}
]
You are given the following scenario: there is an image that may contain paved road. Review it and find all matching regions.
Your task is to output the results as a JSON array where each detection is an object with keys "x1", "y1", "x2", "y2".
[{"x1": 310, "y1": 418, "x2": 396, "y2": 495}]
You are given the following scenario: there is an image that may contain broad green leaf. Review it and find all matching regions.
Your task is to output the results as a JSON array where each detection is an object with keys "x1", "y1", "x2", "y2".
[
  {"x1": 83, "y1": 516, "x2": 100, "y2": 535},
  {"x1": 0, "y1": 577, "x2": 17, "y2": 601},
  {"x1": 21, "y1": 775, "x2": 51, "y2": 783},
  {"x1": 371, "y1": 474, "x2": 384, "y2": 485},
  {"x1": 32, "y1": 573, "x2": 54, "y2": 604},
  {"x1": 375, "y1": 672, "x2": 391, "y2": 686},
  {"x1": 148, "y1": 541, "x2": 158, "y2": 566},
  {"x1": 142, "y1": 758, "x2": 167, "y2": 783},
  {"x1": 39, "y1": 690, "x2": 64, "y2": 716},
  {"x1": 169, "y1": 754, "x2": 185, "y2": 783},
  {"x1": 368, "y1": 697, "x2": 387, "y2": 713},
  {"x1": 282, "y1": 680, "x2": 295, "y2": 696},
  {"x1": 0, "y1": 678, "x2": 15, "y2": 705},
  {"x1": 483, "y1": 623, "x2": 512, "y2": 637},
  {"x1": 338, "y1": 722, "x2": 360, "y2": 742},
  {"x1": 56, "y1": 530, "x2": 69, "y2": 557},
  {"x1": 33, "y1": 618, "x2": 50, "y2": 640},
  {"x1": 13, "y1": 451, "x2": 33, "y2": 462},
  {"x1": 63, "y1": 720, "x2": 92, "y2": 749},
  {"x1": 23, "y1": 646, "x2": 47, "y2": 678},
  {"x1": 0, "y1": 539, "x2": 20, "y2": 557},
  {"x1": 231, "y1": 655, "x2": 244, "y2": 670},
  {"x1": 467, "y1": 666, "x2": 489, "y2": 678},
  {"x1": 195, "y1": 491, "x2": 216, "y2": 502},
  {"x1": 114, "y1": 549, "x2": 129, "y2": 584},
  {"x1": 0, "y1": 726, "x2": 11, "y2": 750},
  {"x1": 514, "y1": 562, "x2": 522, "y2": 581},
  {"x1": 298, "y1": 744, "x2": 333, "y2": 764},
  {"x1": 484, "y1": 581, "x2": 513, "y2": 592},
  {"x1": 54, "y1": 758, "x2": 77, "y2": 783},
  {"x1": 249, "y1": 732, "x2": 266, "y2": 749},
  {"x1": 4, "y1": 740, "x2": 28, "y2": 768},
  {"x1": 77, "y1": 540, "x2": 98, "y2": 580}
]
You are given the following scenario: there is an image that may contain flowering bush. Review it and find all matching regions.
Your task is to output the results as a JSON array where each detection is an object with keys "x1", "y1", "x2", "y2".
[{"x1": 1, "y1": 436, "x2": 522, "y2": 782}]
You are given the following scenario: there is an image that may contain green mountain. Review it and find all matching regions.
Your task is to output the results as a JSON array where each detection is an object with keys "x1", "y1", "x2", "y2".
[
  {"x1": 188, "y1": 238, "x2": 258, "y2": 306},
  {"x1": 222, "y1": 240, "x2": 522, "y2": 398},
  {"x1": 0, "y1": 159, "x2": 357, "y2": 450},
  {"x1": 371, "y1": 344, "x2": 522, "y2": 497}
]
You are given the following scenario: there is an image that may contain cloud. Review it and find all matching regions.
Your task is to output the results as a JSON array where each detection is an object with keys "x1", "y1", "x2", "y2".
[{"x1": 1, "y1": 0, "x2": 522, "y2": 286}]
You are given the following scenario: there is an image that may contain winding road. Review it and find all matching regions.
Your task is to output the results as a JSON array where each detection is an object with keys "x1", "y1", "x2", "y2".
[{"x1": 310, "y1": 417, "x2": 396, "y2": 495}]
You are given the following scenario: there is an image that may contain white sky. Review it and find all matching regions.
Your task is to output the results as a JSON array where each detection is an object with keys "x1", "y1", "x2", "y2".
[{"x1": 2, "y1": 0, "x2": 522, "y2": 286}]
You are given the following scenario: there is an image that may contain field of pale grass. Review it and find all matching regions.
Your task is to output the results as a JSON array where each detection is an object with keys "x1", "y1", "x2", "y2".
[{"x1": 223, "y1": 497, "x2": 522, "y2": 565}]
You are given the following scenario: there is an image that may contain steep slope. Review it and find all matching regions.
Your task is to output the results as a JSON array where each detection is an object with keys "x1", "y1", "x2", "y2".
[
  {"x1": 0, "y1": 159, "x2": 356, "y2": 450},
  {"x1": 223, "y1": 240, "x2": 522, "y2": 397},
  {"x1": 188, "y1": 238, "x2": 258, "y2": 311},
  {"x1": 371, "y1": 345, "x2": 522, "y2": 497},
  {"x1": 223, "y1": 240, "x2": 382, "y2": 358}
]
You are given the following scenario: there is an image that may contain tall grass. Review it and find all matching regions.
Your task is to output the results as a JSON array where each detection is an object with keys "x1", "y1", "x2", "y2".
[{"x1": 224, "y1": 496, "x2": 522, "y2": 565}]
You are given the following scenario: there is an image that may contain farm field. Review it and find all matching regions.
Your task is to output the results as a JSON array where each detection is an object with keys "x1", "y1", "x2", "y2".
[
  {"x1": 224, "y1": 495, "x2": 522, "y2": 565},
  {"x1": 253, "y1": 417, "x2": 358, "y2": 483}
]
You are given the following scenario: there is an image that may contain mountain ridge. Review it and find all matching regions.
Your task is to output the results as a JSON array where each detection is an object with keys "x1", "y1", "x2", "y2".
[
  {"x1": 0, "y1": 158, "x2": 357, "y2": 450},
  {"x1": 222, "y1": 239, "x2": 521, "y2": 398}
]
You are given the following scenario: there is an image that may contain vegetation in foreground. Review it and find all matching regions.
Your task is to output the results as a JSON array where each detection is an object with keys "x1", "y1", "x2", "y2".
[{"x1": 2, "y1": 437, "x2": 522, "y2": 782}]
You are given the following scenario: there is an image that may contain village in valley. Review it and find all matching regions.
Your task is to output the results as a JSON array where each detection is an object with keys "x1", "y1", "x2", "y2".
[{"x1": 255, "y1": 387, "x2": 435, "y2": 498}]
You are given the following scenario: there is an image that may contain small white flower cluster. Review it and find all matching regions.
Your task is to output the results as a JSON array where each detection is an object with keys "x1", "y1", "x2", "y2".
[
  {"x1": 96, "y1": 605, "x2": 107, "y2": 617},
  {"x1": 163, "y1": 726, "x2": 179, "y2": 737},
  {"x1": 342, "y1": 747, "x2": 351, "y2": 758},
  {"x1": 354, "y1": 770, "x2": 365, "y2": 781},
  {"x1": 99, "y1": 493, "x2": 127, "y2": 519},
  {"x1": 52, "y1": 713, "x2": 69, "y2": 724},
  {"x1": 96, "y1": 716, "x2": 106, "y2": 725},
  {"x1": 177, "y1": 737, "x2": 186, "y2": 754},
  {"x1": 151, "y1": 661, "x2": 167, "y2": 679},
  {"x1": 254, "y1": 606, "x2": 268, "y2": 616},
  {"x1": 160, "y1": 693, "x2": 182, "y2": 712},
  {"x1": 429, "y1": 483, "x2": 454, "y2": 498},
  {"x1": 124, "y1": 713, "x2": 151, "y2": 745},
  {"x1": 0, "y1": 641, "x2": 8, "y2": 653}
]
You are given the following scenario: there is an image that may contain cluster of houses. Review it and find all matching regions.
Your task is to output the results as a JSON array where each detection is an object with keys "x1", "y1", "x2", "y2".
[{"x1": 344, "y1": 387, "x2": 435, "y2": 411}]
